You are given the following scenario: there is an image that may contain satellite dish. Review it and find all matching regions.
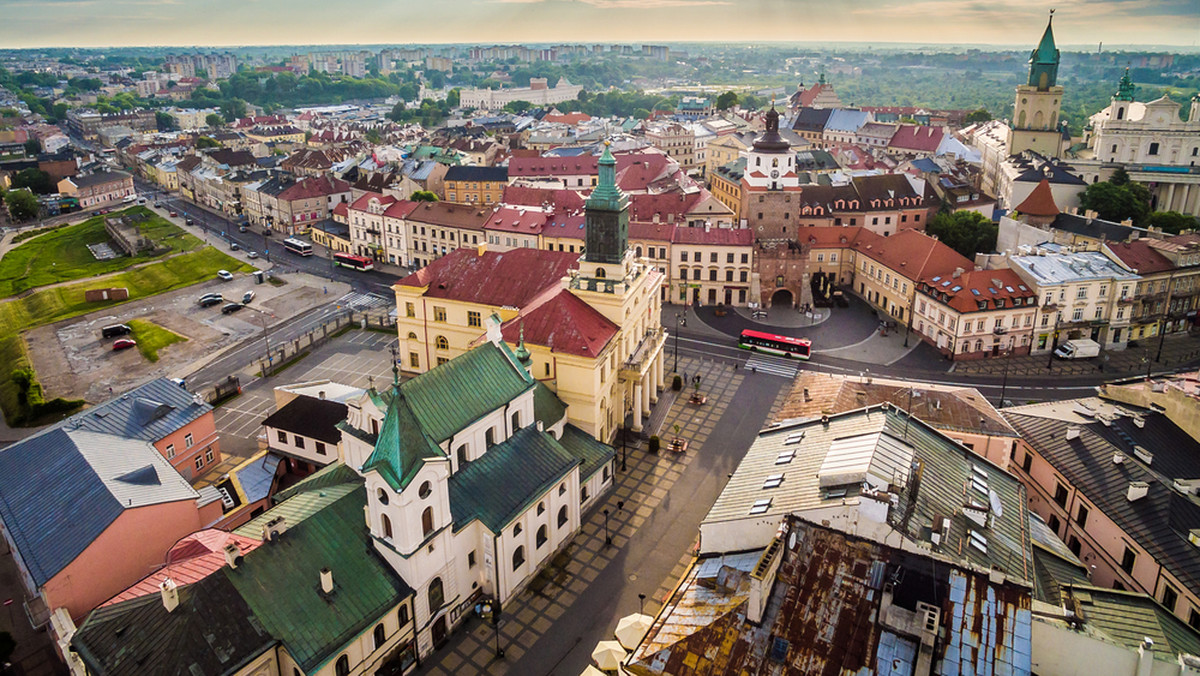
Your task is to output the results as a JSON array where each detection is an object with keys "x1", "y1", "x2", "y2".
[
  {"x1": 989, "y1": 490, "x2": 1003, "y2": 518},
  {"x1": 788, "y1": 531, "x2": 797, "y2": 550}
]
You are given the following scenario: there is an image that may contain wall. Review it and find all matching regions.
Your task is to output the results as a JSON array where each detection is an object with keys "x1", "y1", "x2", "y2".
[{"x1": 154, "y1": 411, "x2": 221, "y2": 481}]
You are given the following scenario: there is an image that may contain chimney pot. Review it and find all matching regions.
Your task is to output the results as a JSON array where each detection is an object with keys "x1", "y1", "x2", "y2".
[
  {"x1": 320, "y1": 567, "x2": 334, "y2": 594},
  {"x1": 223, "y1": 542, "x2": 241, "y2": 569},
  {"x1": 160, "y1": 577, "x2": 179, "y2": 612}
]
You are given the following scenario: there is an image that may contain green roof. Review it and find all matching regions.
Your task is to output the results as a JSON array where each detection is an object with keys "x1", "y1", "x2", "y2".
[
  {"x1": 234, "y1": 463, "x2": 360, "y2": 538},
  {"x1": 1114, "y1": 68, "x2": 1136, "y2": 102},
  {"x1": 533, "y1": 381, "x2": 568, "y2": 427},
  {"x1": 225, "y1": 485, "x2": 413, "y2": 674},
  {"x1": 362, "y1": 392, "x2": 446, "y2": 492},
  {"x1": 1032, "y1": 15, "x2": 1058, "y2": 65},
  {"x1": 586, "y1": 142, "x2": 628, "y2": 213},
  {"x1": 559, "y1": 423, "x2": 615, "y2": 481},
  {"x1": 1065, "y1": 584, "x2": 1200, "y2": 661},
  {"x1": 1031, "y1": 543, "x2": 1089, "y2": 605},
  {"x1": 448, "y1": 425, "x2": 580, "y2": 532}
]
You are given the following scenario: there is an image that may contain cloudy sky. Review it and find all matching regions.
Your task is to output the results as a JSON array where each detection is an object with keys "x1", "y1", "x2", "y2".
[{"x1": 1, "y1": 0, "x2": 1196, "y2": 48}]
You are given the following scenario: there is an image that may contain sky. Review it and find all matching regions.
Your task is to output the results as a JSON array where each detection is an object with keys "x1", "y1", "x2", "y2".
[{"x1": 0, "y1": 0, "x2": 1197, "y2": 49}]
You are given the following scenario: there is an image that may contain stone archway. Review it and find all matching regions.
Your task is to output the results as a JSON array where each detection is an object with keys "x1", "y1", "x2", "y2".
[{"x1": 769, "y1": 288, "x2": 794, "y2": 309}]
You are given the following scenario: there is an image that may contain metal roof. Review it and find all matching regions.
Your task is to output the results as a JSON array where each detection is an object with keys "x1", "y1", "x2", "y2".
[
  {"x1": 61, "y1": 377, "x2": 213, "y2": 444},
  {"x1": 1009, "y1": 244, "x2": 1139, "y2": 286},
  {"x1": 1062, "y1": 584, "x2": 1200, "y2": 662},
  {"x1": 0, "y1": 428, "x2": 198, "y2": 586}
]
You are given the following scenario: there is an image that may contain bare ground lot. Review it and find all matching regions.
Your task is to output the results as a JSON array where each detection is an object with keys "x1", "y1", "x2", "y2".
[{"x1": 26, "y1": 272, "x2": 344, "y2": 404}]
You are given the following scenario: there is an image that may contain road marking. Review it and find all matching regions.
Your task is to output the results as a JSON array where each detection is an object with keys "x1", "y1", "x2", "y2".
[{"x1": 744, "y1": 354, "x2": 801, "y2": 379}]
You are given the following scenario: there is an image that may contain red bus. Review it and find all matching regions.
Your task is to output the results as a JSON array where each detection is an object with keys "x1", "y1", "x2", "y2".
[
  {"x1": 738, "y1": 329, "x2": 812, "y2": 360},
  {"x1": 333, "y1": 252, "x2": 375, "y2": 271}
]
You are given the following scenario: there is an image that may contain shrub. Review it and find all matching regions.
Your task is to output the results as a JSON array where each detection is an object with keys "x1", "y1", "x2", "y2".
[
  {"x1": 672, "y1": 375, "x2": 682, "y2": 391},
  {"x1": 648, "y1": 435, "x2": 660, "y2": 454}
]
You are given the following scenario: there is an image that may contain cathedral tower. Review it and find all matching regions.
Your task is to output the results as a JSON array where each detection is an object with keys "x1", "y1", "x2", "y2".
[{"x1": 1008, "y1": 11, "x2": 1065, "y2": 158}]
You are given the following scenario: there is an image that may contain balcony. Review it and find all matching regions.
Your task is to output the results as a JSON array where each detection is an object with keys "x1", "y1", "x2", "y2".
[{"x1": 621, "y1": 327, "x2": 666, "y2": 377}]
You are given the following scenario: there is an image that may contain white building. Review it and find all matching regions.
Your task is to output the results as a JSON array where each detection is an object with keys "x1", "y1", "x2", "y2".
[
  {"x1": 458, "y1": 78, "x2": 583, "y2": 111},
  {"x1": 340, "y1": 333, "x2": 615, "y2": 659}
]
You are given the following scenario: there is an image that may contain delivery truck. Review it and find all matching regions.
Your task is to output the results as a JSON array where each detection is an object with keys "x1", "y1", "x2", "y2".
[{"x1": 1053, "y1": 338, "x2": 1101, "y2": 360}]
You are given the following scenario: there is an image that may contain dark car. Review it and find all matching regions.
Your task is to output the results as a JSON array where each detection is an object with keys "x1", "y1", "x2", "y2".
[
  {"x1": 221, "y1": 302, "x2": 244, "y2": 315},
  {"x1": 199, "y1": 296, "x2": 223, "y2": 308},
  {"x1": 101, "y1": 323, "x2": 132, "y2": 338},
  {"x1": 185, "y1": 218, "x2": 195, "y2": 225},
  {"x1": 112, "y1": 338, "x2": 137, "y2": 351}
]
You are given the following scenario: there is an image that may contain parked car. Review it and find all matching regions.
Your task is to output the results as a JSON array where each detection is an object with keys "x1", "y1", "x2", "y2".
[
  {"x1": 154, "y1": 202, "x2": 163, "y2": 208},
  {"x1": 185, "y1": 218, "x2": 194, "y2": 225},
  {"x1": 238, "y1": 225, "x2": 249, "y2": 233},
  {"x1": 112, "y1": 338, "x2": 137, "y2": 351},
  {"x1": 198, "y1": 296, "x2": 223, "y2": 308},
  {"x1": 242, "y1": 290, "x2": 255, "y2": 304},
  {"x1": 217, "y1": 270, "x2": 234, "y2": 281},
  {"x1": 221, "y1": 302, "x2": 244, "y2": 315},
  {"x1": 230, "y1": 242, "x2": 240, "y2": 251},
  {"x1": 198, "y1": 292, "x2": 222, "y2": 303},
  {"x1": 261, "y1": 229, "x2": 272, "y2": 237},
  {"x1": 169, "y1": 211, "x2": 178, "y2": 217},
  {"x1": 246, "y1": 251, "x2": 258, "y2": 259},
  {"x1": 100, "y1": 324, "x2": 132, "y2": 338}
]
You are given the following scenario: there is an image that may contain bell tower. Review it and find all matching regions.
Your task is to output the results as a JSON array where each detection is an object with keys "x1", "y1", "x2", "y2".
[
  {"x1": 584, "y1": 141, "x2": 629, "y2": 268},
  {"x1": 1008, "y1": 10, "x2": 1065, "y2": 159}
]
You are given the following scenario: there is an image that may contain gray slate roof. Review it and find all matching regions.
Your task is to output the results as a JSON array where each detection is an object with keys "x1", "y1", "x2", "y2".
[
  {"x1": 0, "y1": 428, "x2": 198, "y2": 586},
  {"x1": 63, "y1": 377, "x2": 213, "y2": 444}
]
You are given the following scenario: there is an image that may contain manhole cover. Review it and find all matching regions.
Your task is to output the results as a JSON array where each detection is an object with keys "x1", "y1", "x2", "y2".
[{"x1": 628, "y1": 574, "x2": 638, "y2": 581}]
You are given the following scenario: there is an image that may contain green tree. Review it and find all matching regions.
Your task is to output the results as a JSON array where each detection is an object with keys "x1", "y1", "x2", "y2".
[
  {"x1": 196, "y1": 136, "x2": 220, "y2": 149},
  {"x1": 503, "y1": 100, "x2": 533, "y2": 114},
  {"x1": 1079, "y1": 179, "x2": 1151, "y2": 224},
  {"x1": 5, "y1": 190, "x2": 39, "y2": 222},
  {"x1": 965, "y1": 108, "x2": 992, "y2": 123},
  {"x1": 446, "y1": 88, "x2": 461, "y2": 107},
  {"x1": 926, "y1": 210, "x2": 998, "y2": 259},
  {"x1": 1145, "y1": 211, "x2": 1200, "y2": 234},
  {"x1": 10, "y1": 168, "x2": 54, "y2": 194},
  {"x1": 1110, "y1": 166, "x2": 1130, "y2": 186},
  {"x1": 155, "y1": 110, "x2": 176, "y2": 131},
  {"x1": 23, "y1": 138, "x2": 41, "y2": 156},
  {"x1": 365, "y1": 128, "x2": 382, "y2": 144},
  {"x1": 410, "y1": 190, "x2": 439, "y2": 202},
  {"x1": 205, "y1": 113, "x2": 224, "y2": 128},
  {"x1": 715, "y1": 90, "x2": 739, "y2": 110}
]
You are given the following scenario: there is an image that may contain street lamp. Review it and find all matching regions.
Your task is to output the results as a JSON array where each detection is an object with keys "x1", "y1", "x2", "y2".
[
  {"x1": 1046, "y1": 312, "x2": 1060, "y2": 370},
  {"x1": 620, "y1": 395, "x2": 631, "y2": 472},
  {"x1": 673, "y1": 311, "x2": 686, "y2": 375},
  {"x1": 999, "y1": 343, "x2": 1013, "y2": 408},
  {"x1": 258, "y1": 311, "x2": 273, "y2": 374},
  {"x1": 603, "y1": 508, "x2": 612, "y2": 547},
  {"x1": 478, "y1": 599, "x2": 504, "y2": 659}
]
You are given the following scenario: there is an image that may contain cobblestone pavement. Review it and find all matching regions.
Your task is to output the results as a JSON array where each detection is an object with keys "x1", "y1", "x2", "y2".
[{"x1": 416, "y1": 356, "x2": 789, "y2": 675}]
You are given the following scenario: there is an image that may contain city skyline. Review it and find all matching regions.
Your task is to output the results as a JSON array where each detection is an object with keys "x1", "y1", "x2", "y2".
[{"x1": 1, "y1": 0, "x2": 1197, "y2": 49}]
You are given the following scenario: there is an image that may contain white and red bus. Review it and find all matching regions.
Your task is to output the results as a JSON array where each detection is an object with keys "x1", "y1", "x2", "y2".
[
  {"x1": 738, "y1": 329, "x2": 812, "y2": 360},
  {"x1": 282, "y1": 237, "x2": 313, "y2": 256},
  {"x1": 333, "y1": 252, "x2": 375, "y2": 272}
]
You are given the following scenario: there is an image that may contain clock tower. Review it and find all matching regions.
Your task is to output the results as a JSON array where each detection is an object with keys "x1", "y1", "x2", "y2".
[
  {"x1": 742, "y1": 106, "x2": 799, "y2": 192},
  {"x1": 1008, "y1": 11, "x2": 1065, "y2": 159}
]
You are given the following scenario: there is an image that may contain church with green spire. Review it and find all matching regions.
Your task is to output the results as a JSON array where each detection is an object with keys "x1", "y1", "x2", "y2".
[
  {"x1": 583, "y1": 141, "x2": 629, "y2": 266},
  {"x1": 1007, "y1": 10, "x2": 1066, "y2": 159}
]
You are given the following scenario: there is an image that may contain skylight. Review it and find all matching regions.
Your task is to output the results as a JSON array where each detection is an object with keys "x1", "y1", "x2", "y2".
[
  {"x1": 971, "y1": 288, "x2": 980, "y2": 296},
  {"x1": 763, "y1": 474, "x2": 785, "y2": 489},
  {"x1": 784, "y1": 432, "x2": 805, "y2": 445},
  {"x1": 969, "y1": 531, "x2": 988, "y2": 554},
  {"x1": 749, "y1": 498, "x2": 773, "y2": 515},
  {"x1": 952, "y1": 286, "x2": 962, "y2": 292},
  {"x1": 775, "y1": 450, "x2": 796, "y2": 465}
]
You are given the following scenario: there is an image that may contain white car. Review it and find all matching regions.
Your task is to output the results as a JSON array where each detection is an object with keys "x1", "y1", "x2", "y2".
[{"x1": 217, "y1": 270, "x2": 234, "y2": 281}]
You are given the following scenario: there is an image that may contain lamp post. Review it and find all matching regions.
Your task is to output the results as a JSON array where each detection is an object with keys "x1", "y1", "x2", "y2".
[
  {"x1": 999, "y1": 343, "x2": 1013, "y2": 409},
  {"x1": 673, "y1": 311, "x2": 686, "y2": 375},
  {"x1": 603, "y1": 508, "x2": 612, "y2": 547},
  {"x1": 638, "y1": 593, "x2": 647, "y2": 614},
  {"x1": 1155, "y1": 271, "x2": 1178, "y2": 363},
  {"x1": 1046, "y1": 311, "x2": 1060, "y2": 370},
  {"x1": 478, "y1": 599, "x2": 504, "y2": 659},
  {"x1": 258, "y1": 311, "x2": 273, "y2": 374}
]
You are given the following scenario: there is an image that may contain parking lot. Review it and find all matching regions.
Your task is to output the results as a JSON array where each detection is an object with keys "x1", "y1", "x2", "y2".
[
  {"x1": 26, "y1": 271, "x2": 348, "y2": 404},
  {"x1": 202, "y1": 328, "x2": 396, "y2": 485}
]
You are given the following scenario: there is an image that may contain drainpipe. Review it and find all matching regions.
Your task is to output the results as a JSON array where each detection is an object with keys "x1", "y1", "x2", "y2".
[{"x1": 422, "y1": 297, "x2": 431, "y2": 370}]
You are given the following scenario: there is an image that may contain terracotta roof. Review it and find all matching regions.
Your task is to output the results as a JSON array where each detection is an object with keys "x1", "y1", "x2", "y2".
[
  {"x1": 483, "y1": 206, "x2": 550, "y2": 234},
  {"x1": 331, "y1": 202, "x2": 348, "y2": 217},
  {"x1": 888, "y1": 124, "x2": 945, "y2": 153},
  {"x1": 671, "y1": 226, "x2": 754, "y2": 246},
  {"x1": 500, "y1": 289, "x2": 617, "y2": 358},
  {"x1": 616, "y1": 154, "x2": 673, "y2": 192},
  {"x1": 629, "y1": 221, "x2": 677, "y2": 243},
  {"x1": 919, "y1": 268, "x2": 1036, "y2": 314},
  {"x1": 501, "y1": 185, "x2": 586, "y2": 212},
  {"x1": 102, "y1": 530, "x2": 262, "y2": 606},
  {"x1": 347, "y1": 191, "x2": 396, "y2": 212},
  {"x1": 852, "y1": 228, "x2": 973, "y2": 280},
  {"x1": 1105, "y1": 240, "x2": 1174, "y2": 275},
  {"x1": 277, "y1": 175, "x2": 351, "y2": 202},
  {"x1": 382, "y1": 200, "x2": 420, "y2": 219},
  {"x1": 1014, "y1": 178, "x2": 1060, "y2": 217},
  {"x1": 542, "y1": 214, "x2": 586, "y2": 240},
  {"x1": 404, "y1": 201, "x2": 490, "y2": 230},
  {"x1": 629, "y1": 192, "x2": 703, "y2": 221},
  {"x1": 397, "y1": 247, "x2": 580, "y2": 307},
  {"x1": 542, "y1": 112, "x2": 592, "y2": 125},
  {"x1": 803, "y1": 226, "x2": 865, "y2": 247}
]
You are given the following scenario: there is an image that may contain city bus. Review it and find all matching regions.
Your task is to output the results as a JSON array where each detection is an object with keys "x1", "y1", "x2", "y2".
[
  {"x1": 738, "y1": 329, "x2": 812, "y2": 360},
  {"x1": 333, "y1": 252, "x2": 375, "y2": 272},
  {"x1": 282, "y1": 237, "x2": 313, "y2": 256}
]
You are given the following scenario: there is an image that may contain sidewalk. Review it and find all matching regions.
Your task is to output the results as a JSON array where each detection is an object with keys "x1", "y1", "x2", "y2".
[
  {"x1": 415, "y1": 355, "x2": 788, "y2": 675},
  {"x1": 819, "y1": 324, "x2": 924, "y2": 366},
  {"x1": 951, "y1": 332, "x2": 1200, "y2": 378}
]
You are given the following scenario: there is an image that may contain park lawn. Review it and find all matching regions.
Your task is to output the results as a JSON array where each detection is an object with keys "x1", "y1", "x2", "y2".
[
  {"x1": 0, "y1": 247, "x2": 251, "y2": 426},
  {"x1": 0, "y1": 206, "x2": 203, "y2": 298},
  {"x1": 128, "y1": 319, "x2": 187, "y2": 363}
]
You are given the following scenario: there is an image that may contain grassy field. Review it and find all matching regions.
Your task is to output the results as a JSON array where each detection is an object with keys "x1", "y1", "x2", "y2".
[
  {"x1": 0, "y1": 247, "x2": 253, "y2": 426},
  {"x1": 0, "y1": 206, "x2": 203, "y2": 298},
  {"x1": 128, "y1": 319, "x2": 187, "y2": 363}
]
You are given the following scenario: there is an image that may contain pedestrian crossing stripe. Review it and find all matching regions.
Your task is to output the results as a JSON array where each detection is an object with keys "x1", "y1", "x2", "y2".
[
  {"x1": 744, "y1": 354, "x2": 800, "y2": 379},
  {"x1": 337, "y1": 292, "x2": 391, "y2": 310}
]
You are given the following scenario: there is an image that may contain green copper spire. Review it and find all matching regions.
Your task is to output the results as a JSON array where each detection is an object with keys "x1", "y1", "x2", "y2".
[
  {"x1": 584, "y1": 140, "x2": 629, "y2": 265},
  {"x1": 1028, "y1": 10, "x2": 1060, "y2": 90},
  {"x1": 1114, "y1": 68, "x2": 1135, "y2": 102},
  {"x1": 514, "y1": 324, "x2": 531, "y2": 367}
]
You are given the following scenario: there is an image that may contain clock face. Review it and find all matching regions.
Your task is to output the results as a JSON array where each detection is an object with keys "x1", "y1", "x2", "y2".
[{"x1": 770, "y1": 170, "x2": 780, "y2": 179}]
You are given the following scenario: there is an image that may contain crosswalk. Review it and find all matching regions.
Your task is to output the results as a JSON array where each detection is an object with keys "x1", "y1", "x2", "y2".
[
  {"x1": 743, "y1": 354, "x2": 801, "y2": 379},
  {"x1": 336, "y1": 291, "x2": 391, "y2": 311}
]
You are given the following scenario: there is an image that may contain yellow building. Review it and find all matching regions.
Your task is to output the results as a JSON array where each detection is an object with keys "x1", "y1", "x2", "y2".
[
  {"x1": 395, "y1": 144, "x2": 666, "y2": 441},
  {"x1": 442, "y1": 166, "x2": 507, "y2": 205},
  {"x1": 704, "y1": 133, "x2": 751, "y2": 178},
  {"x1": 708, "y1": 159, "x2": 744, "y2": 220}
]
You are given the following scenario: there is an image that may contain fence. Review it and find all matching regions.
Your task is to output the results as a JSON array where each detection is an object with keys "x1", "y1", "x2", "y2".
[{"x1": 254, "y1": 309, "x2": 397, "y2": 379}]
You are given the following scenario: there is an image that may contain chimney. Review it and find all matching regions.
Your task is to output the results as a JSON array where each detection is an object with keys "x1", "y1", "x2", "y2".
[
  {"x1": 1127, "y1": 481, "x2": 1150, "y2": 502},
  {"x1": 223, "y1": 541, "x2": 241, "y2": 569},
  {"x1": 1065, "y1": 426, "x2": 1081, "y2": 441},
  {"x1": 747, "y1": 529, "x2": 785, "y2": 625},
  {"x1": 1137, "y1": 638, "x2": 1155, "y2": 676},
  {"x1": 320, "y1": 567, "x2": 334, "y2": 595},
  {"x1": 318, "y1": 390, "x2": 326, "y2": 400},
  {"x1": 484, "y1": 313, "x2": 503, "y2": 346},
  {"x1": 262, "y1": 516, "x2": 287, "y2": 541},
  {"x1": 1112, "y1": 452, "x2": 1126, "y2": 465},
  {"x1": 160, "y1": 577, "x2": 179, "y2": 613},
  {"x1": 477, "y1": 242, "x2": 487, "y2": 256}
]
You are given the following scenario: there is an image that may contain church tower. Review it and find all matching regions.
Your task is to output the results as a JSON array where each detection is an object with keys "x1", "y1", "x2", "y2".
[
  {"x1": 743, "y1": 106, "x2": 799, "y2": 192},
  {"x1": 584, "y1": 141, "x2": 629, "y2": 268},
  {"x1": 1008, "y1": 11, "x2": 1065, "y2": 159}
]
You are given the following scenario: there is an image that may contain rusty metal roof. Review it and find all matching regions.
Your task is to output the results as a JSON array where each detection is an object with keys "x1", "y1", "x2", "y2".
[{"x1": 627, "y1": 516, "x2": 1033, "y2": 676}]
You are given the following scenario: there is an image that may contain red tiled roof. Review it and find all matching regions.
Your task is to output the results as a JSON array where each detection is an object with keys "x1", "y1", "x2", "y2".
[
  {"x1": 803, "y1": 226, "x2": 865, "y2": 247},
  {"x1": 919, "y1": 268, "x2": 1035, "y2": 314},
  {"x1": 629, "y1": 192, "x2": 703, "y2": 221},
  {"x1": 616, "y1": 154, "x2": 672, "y2": 192},
  {"x1": 543, "y1": 214, "x2": 587, "y2": 240},
  {"x1": 501, "y1": 185, "x2": 586, "y2": 212},
  {"x1": 888, "y1": 124, "x2": 944, "y2": 153},
  {"x1": 383, "y1": 200, "x2": 420, "y2": 219},
  {"x1": 398, "y1": 247, "x2": 580, "y2": 307},
  {"x1": 851, "y1": 228, "x2": 973, "y2": 280},
  {"x1": 1014, "y1": 179, "x2": 1059, "y2": 217},
  {"x1": 542, "y1": 112, "x2": 593, "y2": 125},
  {"x1": 277, "y1": 175, "x2": 351, "y2": 202},
  {"x1": 331, "y1": 202, "x2": 349, "y2": 217},
  {"x1": 1105, "y1": 240, "x2": 1173, "y2": 275},
  {"x1": 348, "y1": 191, "x2": 396, "y2": 212},
  {"x1": 630, "y1": 221, "x2": 677, "y2": 243},
  {"x1": 102, "y1": 530, "x2": 262, "y2": 606},
  {"x1": 500, "y1": 289, "x2": 617, "y2": 357},
  {"x1": 484, "y1": 206, "x2": 550, "y2": 234},
  {"x1": 509, "y1": 156, "x2": 598, "y2": 177},
  {"x1": 404, "y1": 201, "x2": 491, "y2": 230},
  {"x1": 672, "y1": 226, "x2": 754, "y2": 246}
]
